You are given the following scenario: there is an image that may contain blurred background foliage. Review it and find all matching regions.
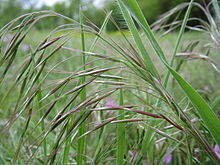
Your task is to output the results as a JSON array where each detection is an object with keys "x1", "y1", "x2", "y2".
[{"x1": 0, "y1": 0, "x2": 212, "y2": 31}]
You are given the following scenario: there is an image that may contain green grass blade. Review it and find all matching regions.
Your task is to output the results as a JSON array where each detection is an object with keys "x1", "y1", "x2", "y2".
[
  {"x1": 89, "y1": 11, "x2": 112, "y2": 52},
  {"x1": 63, "y1": 111, "x2": 75, "y2": 165},
  {"x1": 117, "y1": 88, "x2": 126, "y2": 165},
  {"x1": 121, "y1": 0, "x2": 167, "y2": 63},
  {"x1": 211, "y1": 95, "x2": 220, "y2": 111},
  {"x1": 13, "y1": 108, "x2": 32, "y2": 162},
  {"x1": 163, "y1": 0, "x2": 194, "y2": 88},
  {"x1": 118, "y1": 0, "x2": 159, "y2": 78},
  {"x1": 37, "y1": 89, "x2": 47, "y2": 156},
  {"x1": 33, "y1": 50, "x2": 47, "y2": 157},
  {"x1": 212, "y1": 0, "x2": 220, "y2": 25},
  {"x1": 165, "y1": 64, "x2": 220, "y2": 146},
  {"x1": 77, "y1": 7, "x2": 87, "y2": 165}
]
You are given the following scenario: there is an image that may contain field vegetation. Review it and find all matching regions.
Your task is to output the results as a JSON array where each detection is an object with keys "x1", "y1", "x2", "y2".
[{"x1": 0, "y1": 0, "x2": 220, "y2": 164}]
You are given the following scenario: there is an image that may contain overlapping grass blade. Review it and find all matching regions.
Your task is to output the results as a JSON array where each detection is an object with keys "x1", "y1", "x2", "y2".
[
  {"x1": 120, "y1": 0, "x2": 220, "y2": 149},
  {"x1": 117, "y1": 88, "x2": 125, "y2": 165},
  {"x1": 163, "y1": 0, "x2": 194, "y2": 88},
  {"x1": 118, "y1": 0, "x2": 159, "y2": 78},
  {"x1": 212, "y1": 0, "x2": 220, "y2": 25},
  {"x1": 89, "y1": 11, "x2": 112, "y2": 52},
  {"x1": 77, "y1": 8, "x2": 87, "y2": 165}
]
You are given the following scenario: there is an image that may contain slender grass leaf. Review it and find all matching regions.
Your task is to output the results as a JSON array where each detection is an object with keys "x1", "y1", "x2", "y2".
[{"x1": 118, "y1": 0, "x2": 159, "y2": 78}]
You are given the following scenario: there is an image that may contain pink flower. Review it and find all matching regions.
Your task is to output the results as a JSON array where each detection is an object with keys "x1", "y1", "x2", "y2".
[
  {"x1": 147, "y1": 89, "x2": 153, "y2": 94},
  {"x1": 104, "y1": 97, "x2": 116, "y2": 107},
  {"x1": 2, "y1": 37, "x2": 9, "y2": 43},
  {"x1": 21, "y1": 44, "x2": 30, "y2": 51},
  {"x1": 104, "y1": 97, "x2": 116, "y2": 116},
  {"x1": 163, "y1": 150, "x2": 172, "y2": 165},
  {"x1": 203, "y1": 86, "x2": 210, "y2": 92},
  {"x1": 214, "y1": 145, "x2": 220, "y2": 158},
  {"x1": 2, "y1": 33, "x2": 13, "y2": 43}
]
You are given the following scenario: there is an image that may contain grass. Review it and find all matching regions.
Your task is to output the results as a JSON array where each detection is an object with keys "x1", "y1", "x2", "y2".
[{"x1": 0, "y1": 1, "x2": 220, "y2": 164}]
